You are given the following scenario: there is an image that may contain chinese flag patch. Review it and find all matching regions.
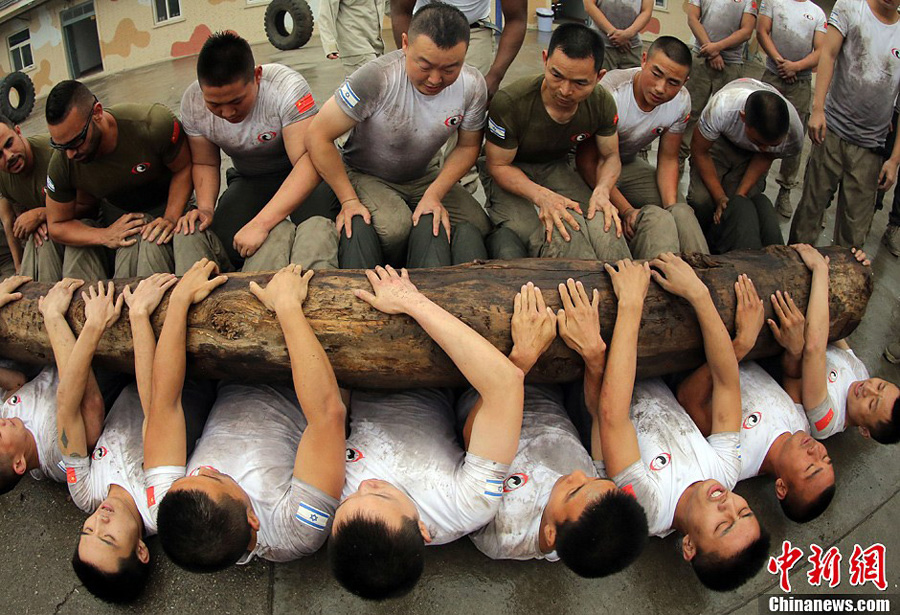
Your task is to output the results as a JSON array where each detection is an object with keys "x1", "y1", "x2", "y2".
[
  {"x1": 815, "y1": 408, "x2": 835, "y2": 432},
  {"x1": 295, "y1": 93, "x2": 315, "y2": 115},
  {"x1": 171, "y1": 120, "x2": 181, "y2": 144},
  {"x1": 621, "y1": 483, "x2": 636, "y2": 498},
  {"x1": 146, "y1": 486, "x2": 156, "y2": 507},
  {"x1": 66, "y1": 468, "x2": 77, "y2": 484},
  {"x1": 613, "y1": 113, "x2": 619, "y2": 125}
]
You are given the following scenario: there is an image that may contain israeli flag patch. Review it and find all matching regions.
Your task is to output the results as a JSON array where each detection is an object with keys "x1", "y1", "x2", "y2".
[
  {"x1": 338, "y1": 82, "x2": 360, "y2": 109},
  {"x1": 487, "y1": 118, "x2": 506, "y2": 139},
  {"x1": 295, "y1": 501, "x2": 331, "y2": 531},
  {"x1": 483, "y1": 478, "x2": 503, "y2": 497},
  {"x1": 46, "y1": 176, "x2": 55, "y2": 192}
]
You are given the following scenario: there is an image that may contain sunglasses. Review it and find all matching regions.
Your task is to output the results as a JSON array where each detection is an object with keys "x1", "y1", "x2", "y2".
[{"x1": 50, "y1": 96, "x2": 99, "y2": 151}]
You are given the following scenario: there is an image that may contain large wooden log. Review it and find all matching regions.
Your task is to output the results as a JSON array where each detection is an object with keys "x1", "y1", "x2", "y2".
[{"x1": 0, "y1": 246, "x2": 871, "y2": 388}]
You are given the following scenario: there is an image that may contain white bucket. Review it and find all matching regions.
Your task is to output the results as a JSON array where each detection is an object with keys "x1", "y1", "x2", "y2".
[{"x1": 536, "y1": 8, "x2": 554, "y2": 33}]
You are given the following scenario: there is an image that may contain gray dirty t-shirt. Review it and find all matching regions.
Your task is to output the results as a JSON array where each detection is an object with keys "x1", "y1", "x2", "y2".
[
  {"x1": 611, "y1": 379, "x2": 741, "y2": 537},
  {"x1": 689, "y1": 0, "x2": 759, "y2": 64},
  {"x1": 343, "y1": 388, "x2": 510, "y2": 546},
  {"x1": 698, "y1": 78, "x2": 804, "y2": 157},
  {"x1": 180, "y1": 64, "x2": 317, "y2": 177},
  {"x1": 589, "y1": 0, "x2": 644, "y2": 48},
  {"x1": 458, "y1": 385, "x2": 600, "y2": 561},
  {"x1": 335, "y1": 50, "x2": 488, "y2": 183},
  {"x1": 824, "y1": 0, "x2": 900, "y2": 149},
  {"x1": 759, "y1": 0, "x2": 827, "y2": 79}
]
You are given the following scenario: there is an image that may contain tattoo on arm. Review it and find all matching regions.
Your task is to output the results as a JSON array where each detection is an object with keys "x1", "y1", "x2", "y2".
[{"x1": 60, "y1": 430, "x2": 68, "y2": 449}]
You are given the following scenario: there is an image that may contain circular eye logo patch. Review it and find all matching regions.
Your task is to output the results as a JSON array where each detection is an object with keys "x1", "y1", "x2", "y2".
[
  {"x1": 92, "y1": 446, "x2": 109, "y2": 461},
  {"x1": 444, "y1": 114, "x2": 463, "y2": 127},
  {"x1": 8, "y1": 394, "x2": 20, "y2": 405},
  {"x1": 892, "y1": 48, "x2": 900, "y2": 60},
  {"x1": 346, "y1": 448, "x2": 364, "y2": 462},
  {"x1": 654, "y1": 126, "x2": 665, "y2": 135},
  {"x1": 803, "y1": 13, "x2": 814, "y2": 19},
  {"x1": 570, "y1": 132, "x2": 591, "y2": 142},
  {"x1": 131, "y1": 162, "x2": 151, "y2": 174},
  {"x1": 828, "y1": 370, "x2": 837, "y2": 383},
  {"x1": 650, "y1": 452, "x2": 671, "y2": 471},
  {"x1": 503, "y1": 473, "x2": 529, "y2": 492},
  {"x1": 257, "y1": 131, "x2": 277, "y2": 142},
  {"x1": 743, "y1": 411, "x2": 762, "y2": 430}
]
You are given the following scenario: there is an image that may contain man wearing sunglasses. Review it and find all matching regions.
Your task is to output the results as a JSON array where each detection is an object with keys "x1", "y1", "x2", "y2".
[{"x1": 43, "y1": 80, "x2": 193, "y2": 279}]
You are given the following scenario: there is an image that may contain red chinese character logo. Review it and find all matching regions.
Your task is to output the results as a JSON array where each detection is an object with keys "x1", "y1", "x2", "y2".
[
  {"x1": 848, "y1": 543, "x2": 887, "y2": 591},
  {"x1": 807, "y1": 544, "x2": 842, "y2": 588},
  {"x1": 768, "y1": 540, "x2": 804, "y2": 592}
]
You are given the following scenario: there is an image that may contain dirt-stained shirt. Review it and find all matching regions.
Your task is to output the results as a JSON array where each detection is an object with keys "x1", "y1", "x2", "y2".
[{"x1": 758, "y1": 0, "x2": 827, "y2": 79}]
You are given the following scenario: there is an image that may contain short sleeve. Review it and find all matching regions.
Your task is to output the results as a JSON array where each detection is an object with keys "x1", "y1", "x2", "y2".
[
  {"x1": 279, "y1": 71, "x2": 318, "y2": 126},
  {"x1": 452, "y1": 452, "x2": 510, "y2": 531},
  {"x1": 687, "y1": 0, "x2": 701, "y2": 7},
  {"x1": 147, "y1": 104, "x2": 186, "y2": 165},
  {"x1": 815, "y1": 8, "x2": 828, "y2": 34},
  {"x1": 144, "y1": 465, "x2": 185, "y2": 525},
  {"x1": 612, "y1": 459, "x2": 662, "y2": 528},
  {"x1": 460, "y1": 68, "x2": 488, "y2": 132},
  {"x1": 669, "y1": 92, "x2": 692, "y2": 134},
  {"x1": 594, "y1": 87, "x2": 619, "y2": 138},
  {"x1": 179, "y1": 83, "x2": 203, "y2": 138},
  {"x1": 806, "y1": 393, "x2": 842, "y2": 439},
  {"x1": 275, "y1": 478, "x2": 339, "y2": 557},
  {"x1": 46, "y1": 151, "x2": 75, "y2": 203},
  {"x1": 706, "y1": 432, "x2": 741, "y2": 489},
  {"x1": 697, "y1": 97, "x2": 725, "y2": 142},
  {"x1": 828, "y1": 0, "x2": 852, "y2": 36},
  {"x1": 758, "y1": 0, "x2": 772, "y2": 18},
  {"x1": 63, "y1": 455, "x2": 95, "y2": 513},
  {"x1": 743, "y1": 0, "x2": 759, "y2": 16},
  {"x1": 485, "y1": 90, "x2": 519, "y2": 149},
  {"x1": 593, "y1": 459, "x2": 608, "y2": 478},
  {"x1": 334, "y1": 62, "x2": 385, "y2": 123}
]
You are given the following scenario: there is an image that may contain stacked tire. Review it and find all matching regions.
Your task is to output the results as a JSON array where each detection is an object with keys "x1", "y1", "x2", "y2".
[
  {"x1": 0, "y1": 71, "x2": 35, "y2": 123},
  {"x1": 264, "y1": 0, "x2": 315, "y2": 50}
]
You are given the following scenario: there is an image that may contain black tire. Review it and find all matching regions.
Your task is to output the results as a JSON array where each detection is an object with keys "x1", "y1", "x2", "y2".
[
  {"x1": 264, "y1": 0, "x2": 315, "y2": 51},
  {"x1": 0, "y1": 71, "x2": 35, "y2": 124}
]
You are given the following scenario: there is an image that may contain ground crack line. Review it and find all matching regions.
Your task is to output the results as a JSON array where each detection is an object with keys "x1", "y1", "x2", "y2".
[{"x1": 53, "y1": 584, "x2": 80, "y2": 615}]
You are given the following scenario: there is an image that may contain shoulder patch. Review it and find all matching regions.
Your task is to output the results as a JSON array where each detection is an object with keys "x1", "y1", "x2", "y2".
[
  {"x1": 295, "y1": 501, "x2": 330, "y2": 531},
  {"x1": 483, "y1": 478, "x2": 503, "y2": 497},
  {"x1": 46, "y1": 176, "x2": 55, "y2": 193},
  {"x1": 295, "y1": 92, "x2": 315, "y2": 115},
  {"x1": 171, "y1": 120, "x2": 181, "y2": 144},
  {"x1": 815, "y1": 408, "x2": 835, "y2": 432},
  {"x1": 66, "y1": 467, "x2": 77, "y2": 484},
  {"x1": 487, "y1": 117, "x2": 506, "y2": 139},
  {"x1": 146, "y1": 486, "x2": 156, "y2": 507},
  {"x1": 338, "y1": 82, "x2": 360, "y2": 109}
]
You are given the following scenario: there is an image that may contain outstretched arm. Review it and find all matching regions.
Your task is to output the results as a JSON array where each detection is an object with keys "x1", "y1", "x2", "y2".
[
  {"x1": 38, "y1": 278, "x2": 106, "y2": 449},
  {"x1": 356, "y1": 266, "x2": 525, "y2": 465},
  {"x1": 651, "y1": 253, "x2": 741, "y2": 434},
  {"x1": 144, "y1": 260, "x2": 226, "y2": 468},
  {"x1": 677, "y1": 274, "x2": 763, "y2": 436},
  {"x1": 249, "y1": 265, "x2": 346, "y2": 499},
  {"x1": 558, "y1": 279, "x2": 607, "y2": 460},
  {"x1": 794, "y1": 244, "x2": 830, "y2": 410},
  {"x1": 599, "y1": 260, "x2": 648, "y2": 475},
  {"x1": 55, "y1": 282, "x2": 123, "y2": 459}
]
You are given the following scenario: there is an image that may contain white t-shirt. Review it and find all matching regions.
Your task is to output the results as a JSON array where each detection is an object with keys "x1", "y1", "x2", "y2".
[
  {"x1": 1, "y1": 366, "x2": 65, "y2": 482},
  {"x1": 824, "y1": 0, "x2": 900, "y2": 149},
  {"x1": 758, "y1": 0, "x2": 827, "y2": 79},
  {"x1": 601, "y1": 67, "x2": 692, "y2": 159},
  {"x1": 180, "y1": 64, "x2": 317, "y2": 176},
  {"x1": 698, "y1": 78, "x2": 804, "y2": 156},
  {"x1": 807, "y1": 346, "x2": 869, "y2": 440},
  {"x1": 611, "y1": 379, "x2": 742, "y2": 537},
  {"x1": 344, "y1": 388, "x2": 510, "y2": 546},
  {"x1": 588, "y1": 0, "x2": 644, "y2": 48},
  {"x1": 461, "y1": 385, "x2": 600, "y2": 561},
  {"x1": 688, "y1": 0, "x2": 759, "y2": 64},
  {"x1": 737, "y1": 362, "x2": 811, "y2": 481},
  {"x1": 63, "y1": 385, "x2": 156, "y2": 533},
  {"x1": 144, "y1": 383, "x2": 338, "y2": 563},
  {"x1": 336, "y1": 50, "x2": 488, "y2": 183}
]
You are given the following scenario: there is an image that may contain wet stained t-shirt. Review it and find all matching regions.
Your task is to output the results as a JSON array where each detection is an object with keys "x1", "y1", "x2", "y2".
[
  {"x1": 688, "y1": 0, "x2": 759, "y2": 64},
  {"x1": 758, "y1": 0, "x2": 827, "y2": 79}
]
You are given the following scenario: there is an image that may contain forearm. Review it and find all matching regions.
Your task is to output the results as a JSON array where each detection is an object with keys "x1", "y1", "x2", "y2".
[
  {"x1": 714, "y1": 24, "x2": 755, "y2": 51},
  {"x1": 695, "y1": 150, "x2": 727, "y2": 204},
  {"x1": 48, "y1": 218, "x2": 106, "y2": 247},
  {"x1": 164, "y1": 166, "x2": 192, "y2": 222},
  {"x1": 276, "y1": 301, "x2": 344, "y2": 417},
  {"x1": 57, "y1": 322, "x2": 104, "y2": 431},
  {"x1": 130, "y1": 313, "x2": 157, "y2": 418},
  {"x1": 250, "y1": 156, "x2": 320, "y2": 232},
  {"x1": 586, "y1": 5, "x2": 616, "y2": 34},
  {"x1": 489, "y1": 161, "x2": 547, "y2": 204},
  {"x1": 688, "y1": 16, "x2": 711, "y2": 47},
  {"x1": 425, "y1": 143, "x2": 479, "y2": 200},
  {"x1": 308, "y1": 137, "x2": 358, "y2": 204},
  {"x1": 812, "y1": 52, "x2": 836, "y2": 114},
  {"x1": 4, "y1": 223, "x2": 20, "y2": 271},
  {"x1": 888, "y1": 125, "x2": 900, "y2": 164},
  {"x1": 656, "y1": 156, "x2": 680, "y2": 207},
  {"x1": 405, "y1": 296, "x2": 523, "y2": 398},
  {"x1": 692, "y1": 291, "x2": 739, "y2": 388},
  {"x1": 735, "y1": 154, "x2": 773, "y2": 197},
  {"x1": 804, "y1": 266, "x2": 830, "y2": 354},
  {"x1": 593, "y1": 154, "x2": 622, "y2": 202},
  {"x1": 782, "y1": 349, "x2": 803, "y2": 379},
  {"x1": 755, "y1": 29, "x2": 782, "y2": 61},
  {"x1": 599, "y1": 302, "x2": 642, "y2": 422},
  {"x1": 610, "y1": 186, "x2": 633, "y2": 215},
  {"x1": 485, "y1": 16, "x2": 527, "y2": 90},
  {"x1": 583, "y1": 357, "x2": 606, "y2": 419},
  {"x1": 624, "y1": 8, "x2": 652, "y2": 37},
  {"x1": 192, "y1": 163, "x2": 220, "y2": 213},
  {"x1": 794, "y1": 50, "x2": 821, "y2": 72},
  {"x1": 391, "y1": 4, "x2": 412, "y2": 49},
  {"x1": 151, "y1": 298, "x2": 190, "y2": 413}
]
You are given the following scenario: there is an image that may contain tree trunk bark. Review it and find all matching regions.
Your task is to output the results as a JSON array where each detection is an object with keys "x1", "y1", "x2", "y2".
[{"x1": 0, "y1": 246, "x2": 871, "y2": 388}]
